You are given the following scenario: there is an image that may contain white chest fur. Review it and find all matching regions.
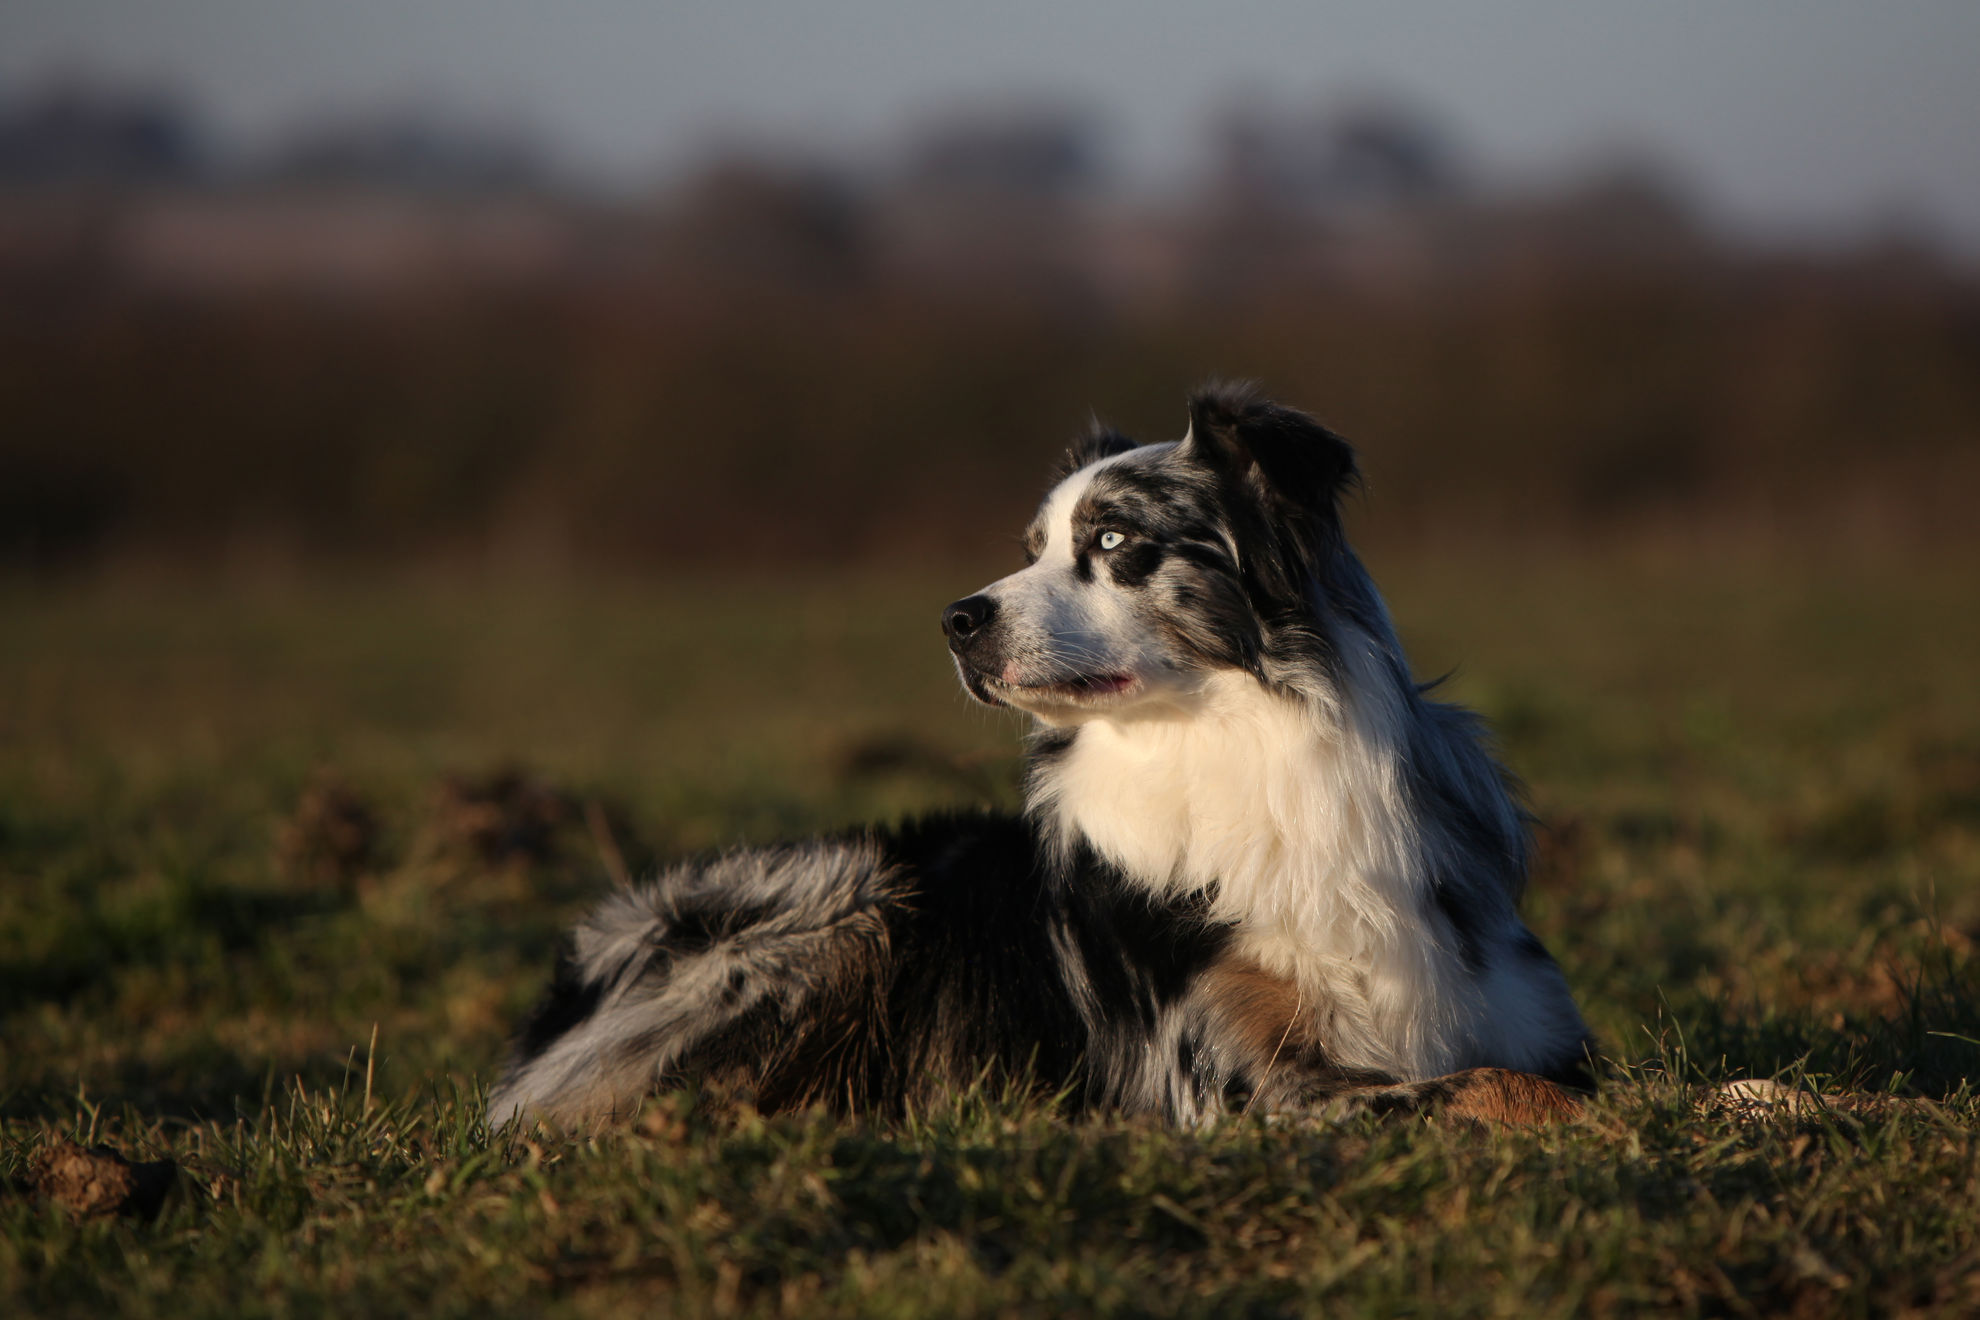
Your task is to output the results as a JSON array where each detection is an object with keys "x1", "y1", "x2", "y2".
[{"x1": 1034, "y1": 663, "x2": 1501, "y2": 1079}]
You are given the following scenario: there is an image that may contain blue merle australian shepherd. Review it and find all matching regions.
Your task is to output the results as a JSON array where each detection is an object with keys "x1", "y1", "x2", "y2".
[{"x1": 490, "y1": 386, "x2": 1594, "y2": 1129}]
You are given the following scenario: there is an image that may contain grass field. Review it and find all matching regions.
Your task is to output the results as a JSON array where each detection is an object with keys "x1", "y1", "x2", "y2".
[{"x1": 5, "y1": 549, "x2": 1980, "y2": 1316}]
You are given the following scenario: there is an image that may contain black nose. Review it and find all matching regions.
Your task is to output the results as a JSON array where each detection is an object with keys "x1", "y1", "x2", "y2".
[{"x1": 942, "y1": 594, "x2": 997, "y2": 648}]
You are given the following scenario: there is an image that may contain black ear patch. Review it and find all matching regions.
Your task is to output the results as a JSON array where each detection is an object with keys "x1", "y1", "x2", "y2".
[
  {"x1": 1054, "y1": 423, "x2": 1141, "y2": 482},
  {"x1": 1183, "y1": 383, "x2": 1357, "y2": 517}
]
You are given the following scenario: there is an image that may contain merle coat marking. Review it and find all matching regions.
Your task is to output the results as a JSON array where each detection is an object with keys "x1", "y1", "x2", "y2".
[{"x1": 490, "y1": 386, "x2": 1593, "y2": 1128}]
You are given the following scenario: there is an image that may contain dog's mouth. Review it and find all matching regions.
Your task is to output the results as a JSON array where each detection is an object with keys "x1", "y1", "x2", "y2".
[
  {"x1": 960, "y1": 663, "x2": 1139, "y2": 709},
  {"x1": 1021, "y1": 672, "x2": 1138, "y2": 699}
]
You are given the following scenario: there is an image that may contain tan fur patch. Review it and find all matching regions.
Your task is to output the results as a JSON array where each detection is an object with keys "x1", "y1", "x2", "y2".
[
  {"x1": 1199, "y1": 954, "x2": 1308, "y2": 1062},
  {"x1": 1438, "y1": 1068, "x2": 1583, "y2": 1127}
]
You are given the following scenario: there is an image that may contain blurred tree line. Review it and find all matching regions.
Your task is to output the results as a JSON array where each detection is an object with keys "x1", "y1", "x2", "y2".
[{"x1": 1, "y1": 82, "x2": 1976, "y2": 572}]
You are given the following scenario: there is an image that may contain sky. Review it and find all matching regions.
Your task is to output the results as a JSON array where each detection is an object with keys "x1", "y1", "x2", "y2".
[{"x1": 6, "y1": 1, "x2": 1979, "y2": 253}]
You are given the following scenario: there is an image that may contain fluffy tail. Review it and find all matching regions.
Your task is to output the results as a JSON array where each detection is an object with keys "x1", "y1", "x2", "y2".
[{"x1": 487, "y1": 838, "x2": 903, "y2": 1127}]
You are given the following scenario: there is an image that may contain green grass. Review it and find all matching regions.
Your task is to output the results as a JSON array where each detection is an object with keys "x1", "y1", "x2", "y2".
[{"x1": 5, "y1": 551, "x2": 1980, "y2": 1316}]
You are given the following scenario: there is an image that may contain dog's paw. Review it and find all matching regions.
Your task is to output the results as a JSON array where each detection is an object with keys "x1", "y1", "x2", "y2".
[{"x1": 1435, "y1": 1068, "x2": 1585, "y2": 1127}]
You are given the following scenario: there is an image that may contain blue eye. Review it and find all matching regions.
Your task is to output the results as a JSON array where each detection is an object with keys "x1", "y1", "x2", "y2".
[{"x1": 1098, "y1": 531, "x2": 1125, "y2": 551}]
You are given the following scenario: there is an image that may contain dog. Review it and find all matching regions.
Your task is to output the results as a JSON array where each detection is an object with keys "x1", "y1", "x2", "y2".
[{"x1": 489, "y1": 385, "x2": 1593, "y2": 1129}]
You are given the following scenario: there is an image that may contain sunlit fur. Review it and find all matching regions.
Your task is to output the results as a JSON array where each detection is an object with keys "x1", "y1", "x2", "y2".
[{"x1": 491, "y1": 385, "x2": 1592, "y2": 1130}]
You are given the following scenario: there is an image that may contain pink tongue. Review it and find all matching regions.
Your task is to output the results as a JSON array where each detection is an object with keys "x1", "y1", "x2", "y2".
[{"x1": 1001, "y1": 660, "x2": 1024, "y2": 684}]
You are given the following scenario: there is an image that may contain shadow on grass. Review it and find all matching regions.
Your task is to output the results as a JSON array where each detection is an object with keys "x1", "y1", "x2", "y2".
[
  {"x1": 1658, "y1": 949, "x2": 1980, "y2": 1098},
  {"x1": 0, "y1": 1040, "x2": 365, "y2": 1124},
  {"x1": 0, "y1": 880, "x2": 352, "y2": 1007}
]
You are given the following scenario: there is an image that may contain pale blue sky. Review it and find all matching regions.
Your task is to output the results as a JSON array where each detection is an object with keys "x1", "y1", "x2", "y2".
[{"x1": 6, "y1": 1, "x2": 1978, "y2": 251}]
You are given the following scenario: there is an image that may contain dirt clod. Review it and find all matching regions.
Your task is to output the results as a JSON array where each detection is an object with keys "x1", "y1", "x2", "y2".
[
  {"x1": 279, "y1": 775, "x2": 382, "y2": 890},
  {"x1": 428, "y1": 767, "x2": 577, "y2": 866},
  {"x1": 30, "y1": 1139, "x2": 177, "y2": 1219}
]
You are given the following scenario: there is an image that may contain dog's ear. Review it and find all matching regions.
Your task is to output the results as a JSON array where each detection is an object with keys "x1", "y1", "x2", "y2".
[
  {"x1": 1053, "y1": 421, "x2": 1140, "y2": 482},
  {"x1": 1181, "y1": 383, "x2": 1357, "y2": 517}
]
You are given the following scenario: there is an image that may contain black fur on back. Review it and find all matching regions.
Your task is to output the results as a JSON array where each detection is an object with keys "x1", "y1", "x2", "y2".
[{"x1": 490, "y1": 814, "x2": 1248, "y2": 1121}]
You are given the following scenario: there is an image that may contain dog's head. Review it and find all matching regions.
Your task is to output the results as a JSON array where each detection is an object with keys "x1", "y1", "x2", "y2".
[{"x1": 944, "y1": 385, "x2": 1358, "y2": 725}]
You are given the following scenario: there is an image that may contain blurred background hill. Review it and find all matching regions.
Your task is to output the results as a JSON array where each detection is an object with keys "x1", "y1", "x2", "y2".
[{"x1": 1, "y1": 4, "x2": 1977, "y2": 574}]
